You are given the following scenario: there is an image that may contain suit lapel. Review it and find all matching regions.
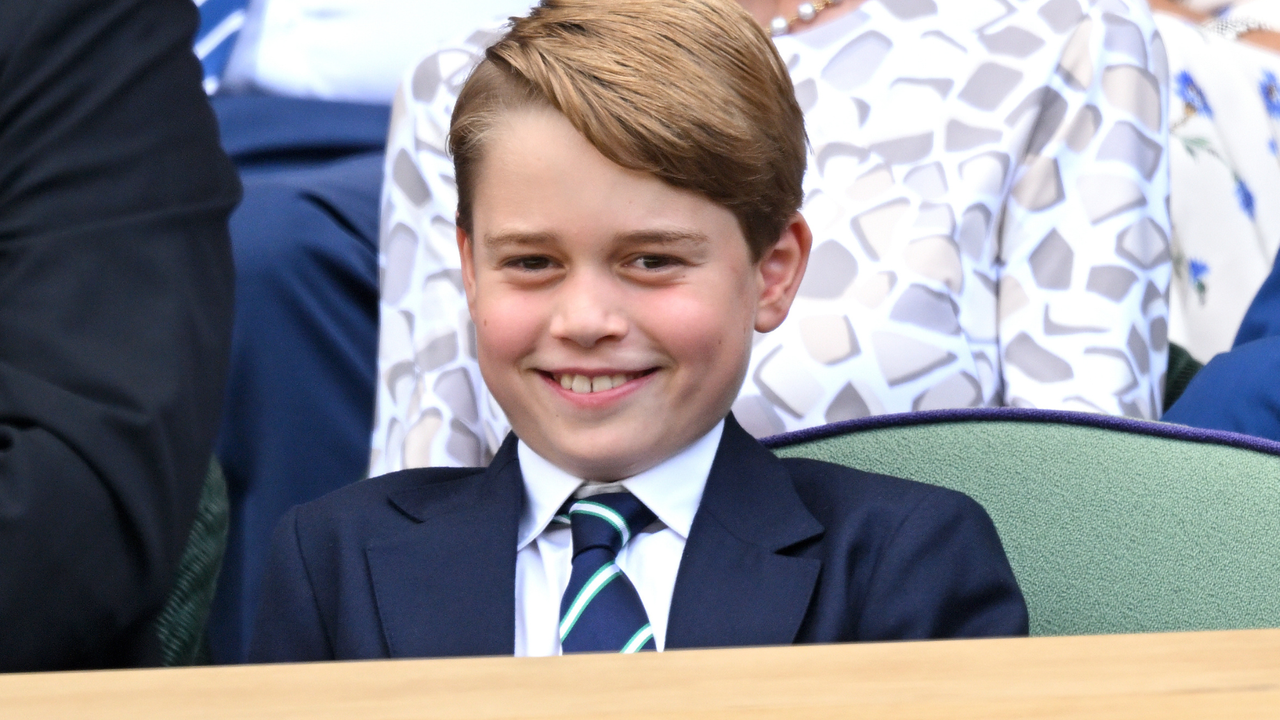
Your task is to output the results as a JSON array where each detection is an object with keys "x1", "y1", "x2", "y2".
[
  {"x1": 366, "y1": 437, "x2": 523, "y2": 658},
  {"x1": 666, "y1": 415, "x2": 824, "y2": 649}
]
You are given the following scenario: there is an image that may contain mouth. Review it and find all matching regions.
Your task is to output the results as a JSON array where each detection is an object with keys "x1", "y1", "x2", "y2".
[{"x1": 544, "y1": 369, "x2": 656, "y2": 395}]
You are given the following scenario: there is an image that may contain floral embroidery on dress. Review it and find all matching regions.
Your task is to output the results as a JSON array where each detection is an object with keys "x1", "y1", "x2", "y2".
[
  {"x1": 1169, "y1": 73, "x2": 1258, "y2": 232},
  {"x1": 1177, "y1": 71, "x2": 1213, "y2": 118},
  {"x1": 1177, "y1": 134, "x2": 1217, "y2": 158},
  {"x1": 1235, "y1": 175, "x2": 1256, "y2": 219},
  {"x1": 1188, "y1": 258, "x2": 1210, "y2": 304},
  {"x1": 1171, "y1": 246, "x2": 1211, "y2": 306},
  {"x1": 1157, "y1": 12, "x2": 1280, "y2": 361},
  {"x1": 1261, "y1": 71, "x2": 1280, "y2": 118}
]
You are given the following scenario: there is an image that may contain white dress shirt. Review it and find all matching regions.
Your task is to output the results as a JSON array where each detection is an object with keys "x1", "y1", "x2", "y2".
[{"x1": 513, "y1": 420, "x2": 724, "y2": 656}]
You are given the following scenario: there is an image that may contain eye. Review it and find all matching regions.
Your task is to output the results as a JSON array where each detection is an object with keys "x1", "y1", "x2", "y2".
[
  {"x1": 629, "y1": 254, "x2": 680, "y2": 270},
  {"x1": 504, "y1": 255, "x2": 554, "y2": 271}
]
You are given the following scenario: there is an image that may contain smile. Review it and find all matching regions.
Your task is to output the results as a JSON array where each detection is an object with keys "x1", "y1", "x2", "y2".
[{"x1": 550, "y1": 371, "x2": 649, "y2": 394}]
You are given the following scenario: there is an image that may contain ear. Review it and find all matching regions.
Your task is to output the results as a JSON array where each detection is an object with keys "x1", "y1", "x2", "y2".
[
  {"x1": 754, "y1": 213, "x2": 812, "y2": 333},
  {"x1": 457, "y1": 218, "x2": 478, "y2": 314}
]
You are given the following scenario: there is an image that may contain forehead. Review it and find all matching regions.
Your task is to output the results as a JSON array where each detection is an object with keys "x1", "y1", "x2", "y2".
[{"x1": 471, "y1": 108, "x2": 747, "y2": 253}]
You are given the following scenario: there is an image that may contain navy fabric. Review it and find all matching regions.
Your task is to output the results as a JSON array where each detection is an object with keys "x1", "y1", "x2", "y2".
[
  {"x1": 208, "y1": 96, "x2": 388, "y2": 664},
  {"x1": 0, "y1": 0, "x2": 237, "y2": 671},
  {"x1": 1163, "y1": 249, "x2": 1280, "y2": 444},
  {"x1": 1234, "y1": 254, "x2": 1280, "y2": 347},
  {"x1": 1162, "y1": 336, "x2": 1280, "y2": 443},
  {"x1": 560, "y1": 494, "x2": 658, "y2": 653},
  {"x1": 247, "y1": 415, "x2": 1027, "y2": 663},
  {"x1": 194, "y1": 0, "x2": 247, "y2": 89},
  {"x1": 213, "y1": 96, "x2": 393, "y2": 170}
]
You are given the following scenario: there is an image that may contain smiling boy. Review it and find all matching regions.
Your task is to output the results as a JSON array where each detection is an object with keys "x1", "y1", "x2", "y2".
[{"x1": 250, "y1": 0, "x2": 1026, "y2": 661}]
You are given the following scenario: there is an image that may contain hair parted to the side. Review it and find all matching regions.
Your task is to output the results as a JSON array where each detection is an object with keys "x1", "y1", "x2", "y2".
[{"x1": 449, "y1": 0, "x2": 807, "y2": 260}]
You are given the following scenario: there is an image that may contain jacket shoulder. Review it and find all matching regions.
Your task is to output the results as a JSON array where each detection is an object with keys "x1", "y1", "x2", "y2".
[
  {"x1": 290, "y1": 466, "x2": 488, "y2": 537},
  {"x1": 778, "y1": 457, "x2": 988, "y2": 528},
  {"x1": 776, "y1": 458, "x2": 1027, "y2": 639}
]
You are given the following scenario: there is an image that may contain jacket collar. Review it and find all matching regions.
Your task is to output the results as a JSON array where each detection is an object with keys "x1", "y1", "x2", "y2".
[
  {"x1": 515, "y1": 419, "x2": 725, "y2": 548},
  {"x1": 367, "y1": 435, "x2": 523, "y2": 658},
  {"x1": 666, "y1": 414, "x2": 825, "y2": 649},
  {"x1": 365, "y1": 414, "x2": 824, "y2": 657}
]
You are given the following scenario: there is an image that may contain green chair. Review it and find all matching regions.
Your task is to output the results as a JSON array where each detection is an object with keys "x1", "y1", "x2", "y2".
[
  {"x1": 152, "y1": 459, "x2": 230, "y2": 665},
  {"x1": 767, "y1": 408, "x2": 1280, "y2": 636}
]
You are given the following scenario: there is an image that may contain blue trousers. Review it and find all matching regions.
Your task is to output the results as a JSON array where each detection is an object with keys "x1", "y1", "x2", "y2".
[{"x1": 208, "y1": 96, "x2": 387, "y2": 663}]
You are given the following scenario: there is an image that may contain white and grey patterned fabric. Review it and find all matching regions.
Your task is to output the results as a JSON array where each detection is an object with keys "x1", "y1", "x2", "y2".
[{"x1": 369, "y1": 0, "x2": 1173, "y2": 473}]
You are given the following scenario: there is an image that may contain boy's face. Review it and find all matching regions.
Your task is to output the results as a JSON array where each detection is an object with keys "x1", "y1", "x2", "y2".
[{"x1": 460, "y1": 109, "x2": 809, "y2": 481}]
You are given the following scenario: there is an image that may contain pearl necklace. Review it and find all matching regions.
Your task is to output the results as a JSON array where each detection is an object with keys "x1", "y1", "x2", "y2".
[{"x1": 769, "y1": 0, "x2": 845, "y2": 36}]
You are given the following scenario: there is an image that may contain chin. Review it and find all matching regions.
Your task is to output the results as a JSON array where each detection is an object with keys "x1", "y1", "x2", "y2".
[{"x1": 554, "y1": 444, "x2": 652, "y2": 482}]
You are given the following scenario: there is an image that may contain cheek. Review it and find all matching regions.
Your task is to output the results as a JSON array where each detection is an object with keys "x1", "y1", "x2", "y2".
[
  {"x1": 473, "y1": 294, "x2": 542, "y2": 362},
  {"x1": 641, "y1": 289, "x2": 754, "y2": 364}
]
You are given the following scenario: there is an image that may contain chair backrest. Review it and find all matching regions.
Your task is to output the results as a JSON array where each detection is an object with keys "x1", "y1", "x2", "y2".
[
  {"x1": 766, "y1": 408, "x2": 1280, "y2": 637},
  {"x1": 152, "y1": 458, "x2": 230, "y2": 665}
]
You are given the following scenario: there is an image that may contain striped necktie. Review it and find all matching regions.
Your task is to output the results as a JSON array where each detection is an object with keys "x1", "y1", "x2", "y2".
[
  {"x1": 193, "y1": 0, "x2": 248, "y2": 95},
  {"x1": 558, "y1": 492, "x2": 658, "y2": 654}
]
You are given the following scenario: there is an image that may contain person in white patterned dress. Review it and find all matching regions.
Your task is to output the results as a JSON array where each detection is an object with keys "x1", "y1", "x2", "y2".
[
  {"x1": 370, "y1": 0, "x2": 1172, "y2": 472},
  {"x1": 1148, "y1": 0, "x2": 1280, "y2": 361}
]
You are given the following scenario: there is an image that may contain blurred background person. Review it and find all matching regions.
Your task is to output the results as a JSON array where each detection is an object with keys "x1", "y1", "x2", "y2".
[
  {"x1": 0, "y1": 0, "x2": 237, "y2": 670},
  {"x1": 1149, "y1": 0, "x2": 1280, "y2": 362},
  {"x1": 1141, "y1": 1, "x2": 1280, "y2": 445}
]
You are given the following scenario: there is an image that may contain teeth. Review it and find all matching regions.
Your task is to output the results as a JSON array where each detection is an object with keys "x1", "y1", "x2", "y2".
[{"x1": 555, "y1": 373, "x2": 639, "y2": 394}]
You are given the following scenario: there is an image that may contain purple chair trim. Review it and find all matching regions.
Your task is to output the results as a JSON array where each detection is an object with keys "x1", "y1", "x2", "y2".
[{"x1": 760, "y1": 407, "x2": 1280, "y2": 457}]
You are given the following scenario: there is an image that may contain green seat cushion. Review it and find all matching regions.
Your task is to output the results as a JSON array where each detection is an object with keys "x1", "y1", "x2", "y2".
[{"x1": 767, "y1": 408, "x2": 1280, "y2": 637}]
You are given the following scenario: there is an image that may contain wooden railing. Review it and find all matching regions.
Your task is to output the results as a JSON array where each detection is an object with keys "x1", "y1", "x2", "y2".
[{"x1": 3, "y1": 628, "x2": 1279, "y2": 718}]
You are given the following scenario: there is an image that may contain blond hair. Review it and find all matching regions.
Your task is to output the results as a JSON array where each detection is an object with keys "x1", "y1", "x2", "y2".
[{"x1": 449, "y1": 0, "x2": 807, "y2": 259}]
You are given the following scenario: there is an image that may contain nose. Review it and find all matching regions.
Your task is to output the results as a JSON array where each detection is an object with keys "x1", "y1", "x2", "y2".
[{"x1": 548, "y1": 268, "x2": 629, "y2": 348}]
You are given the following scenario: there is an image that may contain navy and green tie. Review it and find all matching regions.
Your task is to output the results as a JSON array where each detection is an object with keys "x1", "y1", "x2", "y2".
[{"x1": 557, "y1": 492, "x2": 658, "y2": 653}]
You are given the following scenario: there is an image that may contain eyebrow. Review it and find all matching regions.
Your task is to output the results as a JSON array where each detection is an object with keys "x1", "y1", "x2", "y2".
[
  {"x1": 615, "y1": 229, "x2": 711, "y2": 248},
  {"x1": 482, "y1": 229, "x2": 711, "y2": 251},
  {"x1": 483, "y1": 231, "x2": 558, "y2": 252}
]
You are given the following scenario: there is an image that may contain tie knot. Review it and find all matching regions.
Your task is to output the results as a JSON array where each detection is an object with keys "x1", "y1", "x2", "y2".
[{"x1": 563, "y1": 491, "x2": 656, "y2": 557}]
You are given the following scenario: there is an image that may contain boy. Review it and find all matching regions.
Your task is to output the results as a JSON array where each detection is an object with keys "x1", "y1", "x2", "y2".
[{"x1": 249, "y1": 0, "x2": 1027, "y2": 661}]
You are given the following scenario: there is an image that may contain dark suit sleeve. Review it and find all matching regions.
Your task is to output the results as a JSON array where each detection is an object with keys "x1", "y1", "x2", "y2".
[
  {"x1": 0, "y1": 0, "x2": 239, "y2": 669},
  {"x1": 248, "y1": 507, "x2": 336, "y2": 663},
  {"x1": 857, "y1": 488, "x2": 1029, "y2": 639}
]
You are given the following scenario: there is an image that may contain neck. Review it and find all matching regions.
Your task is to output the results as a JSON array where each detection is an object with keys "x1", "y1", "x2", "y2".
[
  {"x1": 737, "y1": 0, "x2": 864, "y2": 33},
  {"x1": 737, "y1": 0, "x2": 784, "y2": 25}
]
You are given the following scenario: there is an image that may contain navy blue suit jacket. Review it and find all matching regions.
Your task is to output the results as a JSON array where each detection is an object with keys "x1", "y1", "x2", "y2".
[{"x1": 249, "y1": 416, "x2": 1027, "y2": 661}]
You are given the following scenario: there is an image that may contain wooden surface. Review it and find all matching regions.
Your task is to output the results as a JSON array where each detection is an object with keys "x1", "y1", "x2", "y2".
[{"x1": 3, "y1": 629, "x2": 1280, "y2": 719}]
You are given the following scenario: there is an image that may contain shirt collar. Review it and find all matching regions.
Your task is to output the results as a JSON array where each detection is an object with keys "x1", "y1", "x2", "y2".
[{"x1": 516, "y1": 419, "x2": 725, "y2": 550}]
